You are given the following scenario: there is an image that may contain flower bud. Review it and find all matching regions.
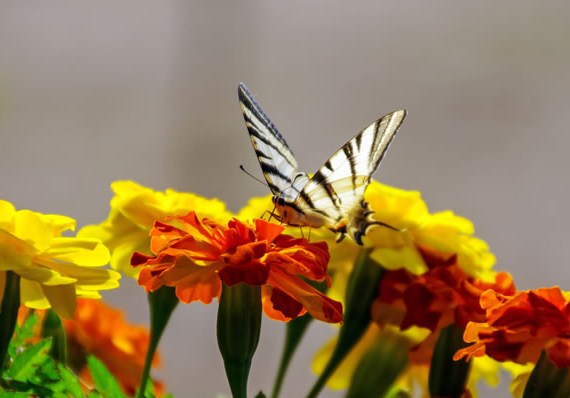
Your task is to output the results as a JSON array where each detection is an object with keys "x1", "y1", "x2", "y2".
[{"x1": 217, "y1": 282, "x2": 262, "y2": 398}]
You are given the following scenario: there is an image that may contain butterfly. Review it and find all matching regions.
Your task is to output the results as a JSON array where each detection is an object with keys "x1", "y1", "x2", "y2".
[{"x1": 238, "y1": 82, "x2": 406, "y2": 245}]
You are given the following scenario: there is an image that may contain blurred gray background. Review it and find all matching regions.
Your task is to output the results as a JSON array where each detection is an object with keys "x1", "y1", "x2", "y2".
[{"x1": 1, "y1": 2, "x2": 569, "y2": 397}]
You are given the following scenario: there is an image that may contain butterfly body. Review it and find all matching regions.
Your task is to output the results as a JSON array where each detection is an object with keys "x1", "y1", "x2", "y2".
[{"x1": 238, "y1": 83, "x2": 406, "y2": 245}]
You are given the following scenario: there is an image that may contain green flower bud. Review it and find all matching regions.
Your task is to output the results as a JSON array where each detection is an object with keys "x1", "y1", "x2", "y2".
[{"x1": 217, "y1": 282, "x2": 262, "y2": 398}]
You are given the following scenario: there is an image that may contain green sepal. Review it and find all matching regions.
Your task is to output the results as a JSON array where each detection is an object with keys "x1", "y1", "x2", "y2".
[
  {"x1": 345, "y1": 329, "x2": 409, "y2": 398},
  {"x1": 217, "y1": 282, "x2": 262, "y2": 398},
  {"x1": 523, "y1": 351, "x2": 570, "y2": 398},
  {"x1": 428, "y1": 324, "x2": 471, "y2": 398},
  {"x1": 306, "y1": 248, "x2": 384, "y2": 398}
]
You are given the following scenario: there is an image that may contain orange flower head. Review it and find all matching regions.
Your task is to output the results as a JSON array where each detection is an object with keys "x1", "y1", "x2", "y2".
[
  {"x1": 374, "y1": 248, "x2": 515, "y2": 333},
  {"x1": 63, "y1": 299, "x2": 163, "y2": 396},
  {"x1": 454, "y1": 286, "x2": 570, "y2": 368},
  {"x1": 132, "y1": 212, "x2": 342, "y2": 323}
]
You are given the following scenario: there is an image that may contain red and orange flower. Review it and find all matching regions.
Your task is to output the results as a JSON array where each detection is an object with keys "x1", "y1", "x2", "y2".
[
  {"x1": 454, "y1": 286, "x2": 570, "y2": 368},
  {"x1": 131, "y1": 212, "x2": 342, "y2": 323},
  {"x1": 374, "y1": 248, "x2": 515, "y2": 334}
]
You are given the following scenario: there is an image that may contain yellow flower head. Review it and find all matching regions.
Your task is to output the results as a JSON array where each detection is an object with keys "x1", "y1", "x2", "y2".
[
  {"x1": 0, "y1": 200, "x2": 120, "y2": 318},
  {"x1": 365, "y1": 181, "x2": 495, "y2": 280},
  {"x1": 79, "y1": 180, "x2": 232, "y2": 277}
]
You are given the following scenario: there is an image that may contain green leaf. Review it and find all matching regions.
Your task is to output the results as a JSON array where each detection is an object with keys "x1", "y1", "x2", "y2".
[
  {"x1": 0, "y1": 378, "x2": 54, "y2": 396},
  {"x1": 8, "y1": 312, "x2": 39, "y2": 358},
  {"x1": 5, "y1": 338, "x2": 52, "y2": 380},
  {"x1": 87, "y1": 356, "x2": 126, "y2": 398},
  {"x1": 57, "y1": 362, "x2": 84, "y2": 398},
  {"x1": 0, "y1": 391, "x2": 32, "y2": 398}
]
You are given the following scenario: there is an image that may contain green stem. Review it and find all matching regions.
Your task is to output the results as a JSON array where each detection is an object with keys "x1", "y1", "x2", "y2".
[
  {"x1": 271, "y1": 314, "x2": 312, "y2": 398},
  {"x1": 136, "y1": 287, "x2": 179, "y2": 398},
  {"x1": 0, "y1": 271, "x2": 20, "y2": 374},
  {"x1": 305, "y1": 248, "x2": 384, "y2": 398}
]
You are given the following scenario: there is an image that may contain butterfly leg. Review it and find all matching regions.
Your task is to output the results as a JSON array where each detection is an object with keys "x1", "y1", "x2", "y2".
[{"x1": 260, "y1": 206, "x2": 282, "y2": 223}]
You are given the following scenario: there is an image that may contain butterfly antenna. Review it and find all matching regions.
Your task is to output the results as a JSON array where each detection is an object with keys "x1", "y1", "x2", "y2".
[{"x1": 239, "y1": 165, "x2": 269, "y2": 188}]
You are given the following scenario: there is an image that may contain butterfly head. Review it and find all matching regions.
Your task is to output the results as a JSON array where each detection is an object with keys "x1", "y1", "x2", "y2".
[{"x1": 272, "y1": 195, "x2": 286, "y2": 206}]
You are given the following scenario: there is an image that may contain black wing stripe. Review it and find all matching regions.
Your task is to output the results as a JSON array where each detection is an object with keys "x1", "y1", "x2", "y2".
[
  {"x1": 298, "y1": 190, "x2": 315, "y2": 209},
  {"x1": 259, "y1": 162, "x2": 293, "y2": 185},
  {"x1": 343, "y1": 144, "x2": 357, "y2": 187},
  {"x1": 254, "y1": 148, "x2": 272, "y2": 160},
  {"x1": 246, "y1": 125, "x2": 285, "y2": 156}
]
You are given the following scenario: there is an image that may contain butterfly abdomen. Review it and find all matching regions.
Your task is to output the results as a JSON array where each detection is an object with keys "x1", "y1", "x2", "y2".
[{"x1": 275, "y1": 199, "x2": 328, "y2": 228}]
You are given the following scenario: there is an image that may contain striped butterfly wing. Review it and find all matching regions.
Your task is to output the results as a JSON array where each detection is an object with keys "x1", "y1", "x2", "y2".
[
  {"x1": 294, "y1": 110, "x2": 407, "y2": 244},
  {"x1": 238, "y1": 83, "x2": 309, "y2": 200}
]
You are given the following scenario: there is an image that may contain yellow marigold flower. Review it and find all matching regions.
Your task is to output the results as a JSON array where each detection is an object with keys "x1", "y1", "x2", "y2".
[
  {"x1": 0, "y1": 200, "x2": 119, "y2": 318},
  {"x1": 364, "y1": 181, "x2": 495, "y2": 280},
  {"x1": 79, "y1": 180, "x2": 231, "y2": 277}
]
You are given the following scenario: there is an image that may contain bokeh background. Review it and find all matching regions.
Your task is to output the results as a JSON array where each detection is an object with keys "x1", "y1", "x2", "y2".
[{"x1": 1, "y1": 2, "x2": 569, "y2": 397}]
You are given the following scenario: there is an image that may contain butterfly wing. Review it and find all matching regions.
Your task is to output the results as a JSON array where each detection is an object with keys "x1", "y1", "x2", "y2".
[
  {"x1": 238, "y1": 83, "x2": 309, "y2": 199},
  {"x1": 294, "y1": 110, "x2": 407, "y2": 243}
]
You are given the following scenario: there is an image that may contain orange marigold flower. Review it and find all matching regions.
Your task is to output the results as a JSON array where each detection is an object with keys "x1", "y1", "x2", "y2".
[
  {"x1": 131, "y1": 212, "x2": 342, "y2": 323},
  {"x1": 63, "y1": 299, "x2": 163, "y2": 396},
  {"x1": 374, "y1": 248, "x2": 515, "y2": 333},
  {"x1": 454, "y1": 286, "x2": 570, "y2": 368}
]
